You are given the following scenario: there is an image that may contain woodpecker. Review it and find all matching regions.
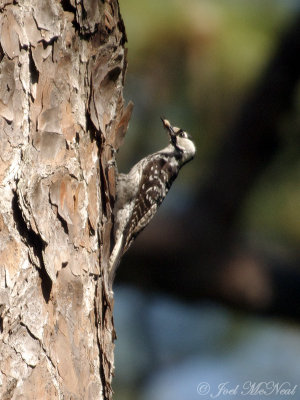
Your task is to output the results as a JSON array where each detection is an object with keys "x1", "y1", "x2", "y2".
[{"x1": 108, "y1": 118, "x2": 196, "y2": 283}]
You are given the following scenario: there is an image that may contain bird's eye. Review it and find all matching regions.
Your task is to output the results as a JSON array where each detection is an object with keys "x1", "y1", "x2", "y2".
[{"x1": 179, "y1": 132, "x2": 187, "y2": 138}]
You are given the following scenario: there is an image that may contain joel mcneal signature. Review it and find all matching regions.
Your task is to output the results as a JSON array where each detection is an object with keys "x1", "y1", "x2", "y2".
[{"x1": 197, "y1": 381, "x2": 297, "y2": 398}]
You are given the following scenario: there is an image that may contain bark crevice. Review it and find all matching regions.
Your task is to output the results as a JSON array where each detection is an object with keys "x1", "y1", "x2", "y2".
[
  {"x1": 12, "y1": 191, "x2": 52, "y2": 302},
  {"x1": 28, "y1": 48, "x2": 39, "y2": 86},
  {"x1": 94, "y1": 279, "x2": 109, "y2": 400}
]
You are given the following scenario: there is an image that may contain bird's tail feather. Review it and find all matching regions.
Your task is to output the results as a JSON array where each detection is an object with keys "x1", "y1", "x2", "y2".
[{"x1": 108, "y1": 234, "x2": 123, "y2": 287}]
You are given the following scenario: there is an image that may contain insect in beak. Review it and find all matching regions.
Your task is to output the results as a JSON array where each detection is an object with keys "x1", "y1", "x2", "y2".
[{"x1": 160, "y1": 117, "x2": 176, "y2": 142}]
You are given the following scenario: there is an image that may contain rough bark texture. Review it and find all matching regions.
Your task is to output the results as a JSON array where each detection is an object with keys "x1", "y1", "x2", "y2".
[{"x1": 0, "y1": 1, "x2": 129, "y2": 398}]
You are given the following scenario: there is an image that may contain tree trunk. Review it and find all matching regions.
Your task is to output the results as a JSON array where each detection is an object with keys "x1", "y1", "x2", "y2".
[{"x1": 0, "y1": 1, "x2": 129, "y2": 398}]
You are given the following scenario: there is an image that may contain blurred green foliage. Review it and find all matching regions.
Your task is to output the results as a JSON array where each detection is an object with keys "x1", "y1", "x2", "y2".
[{"x1": 119, "y1": 0, "x2": 300, "y2": 246}]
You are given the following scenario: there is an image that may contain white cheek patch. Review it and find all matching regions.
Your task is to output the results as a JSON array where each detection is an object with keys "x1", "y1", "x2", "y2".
[{"x1": 176, "y1": 137, "x2": 196, "y2": 163}]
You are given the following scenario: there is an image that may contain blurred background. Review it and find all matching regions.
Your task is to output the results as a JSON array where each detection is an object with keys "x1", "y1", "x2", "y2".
[{"x1": 114, "y1": 0, "x2": 300, "y2": 399}]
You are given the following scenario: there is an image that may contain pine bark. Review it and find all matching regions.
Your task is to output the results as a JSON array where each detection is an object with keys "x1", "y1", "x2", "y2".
[{"x1": 0, "y1": 1, "x2": 129, "y2": 398}]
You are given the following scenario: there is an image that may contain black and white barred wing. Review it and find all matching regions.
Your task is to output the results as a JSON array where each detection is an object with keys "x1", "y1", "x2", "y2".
[{"x1": 123, "y1": 155, "x2": 179, "y2": 253}]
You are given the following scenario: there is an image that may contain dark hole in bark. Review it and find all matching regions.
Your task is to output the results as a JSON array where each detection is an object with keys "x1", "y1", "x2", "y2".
[
  {"x1": 28, "y1": 48, "x2": 39, "y2": 85},
  {"x1": 107, "y1": 66, "x2": 121, "y2": 82}
]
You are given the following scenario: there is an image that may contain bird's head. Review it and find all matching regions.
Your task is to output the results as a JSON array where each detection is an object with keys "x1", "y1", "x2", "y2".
[{"x1": 161, "y1": 117, "x2": 196, "y2": 164}]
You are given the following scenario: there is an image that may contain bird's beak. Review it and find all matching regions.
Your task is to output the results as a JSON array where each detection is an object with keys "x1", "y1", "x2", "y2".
[{"x1": 160, "y1": 117, "x2": 175, "y2": 141}]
